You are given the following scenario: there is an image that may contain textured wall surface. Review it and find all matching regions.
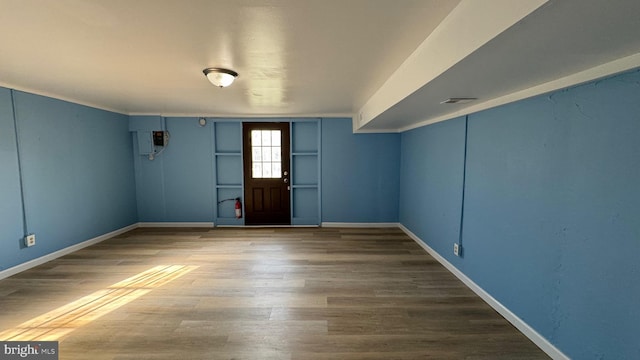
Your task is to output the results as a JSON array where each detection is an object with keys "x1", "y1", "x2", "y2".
[
  {"x1": 322, "y1": 118, "x2": 400, "y2": 223},
  {"x1": 1, "y1": 89, "x2": 137, "y2": 271},
  {"x1": 399, "y1": 70, "x2": 640, "y2": 359}
]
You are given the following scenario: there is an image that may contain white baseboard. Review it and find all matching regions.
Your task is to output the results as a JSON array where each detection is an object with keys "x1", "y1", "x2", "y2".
[
  {"x1": 138, "y1": 222, "x2": 214, "y2": 228},
  {"x1": 0, "y1": 221, "x2": 567, "y2": 360},
  {"x1": 0, "y1": 224, "x2": 138, "y2": 281},
  {"x1": 321, "y1": 222, "x2": 400, "y2": 228},
  {"x1": 398, "y1": 224, "x2": 569, "y2": 360},
  {"x1": 235, "y1": 225, "x2": 320, "y2": 228}
]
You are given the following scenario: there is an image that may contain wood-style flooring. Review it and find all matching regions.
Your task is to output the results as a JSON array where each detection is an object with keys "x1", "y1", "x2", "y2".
[{"x1": 0, "y1": 227, "x2": 549, "y2": 359}]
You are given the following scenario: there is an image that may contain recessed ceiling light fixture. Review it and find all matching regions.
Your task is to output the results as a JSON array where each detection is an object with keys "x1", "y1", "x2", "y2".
[
  {"x1": 203, "y1": 67, "x2": 238, "y2": 88},
  {"x1": 440, "y1": 97, "x2": 477, "y2": 104}
]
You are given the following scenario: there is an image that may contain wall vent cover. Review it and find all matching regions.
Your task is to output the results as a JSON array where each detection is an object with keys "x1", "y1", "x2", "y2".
[{"x1": 441, "y1": 97, "x2": 477, "y2": 104}]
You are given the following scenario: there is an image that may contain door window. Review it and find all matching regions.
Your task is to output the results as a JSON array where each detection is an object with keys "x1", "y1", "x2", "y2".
[{"x1": 251, "y1": 130, "x2": 282, "y2": 178}]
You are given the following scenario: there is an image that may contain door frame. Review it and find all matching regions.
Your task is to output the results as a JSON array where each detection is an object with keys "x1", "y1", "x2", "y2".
[{"x1": 242, "y1": 122, "x2": 291, "y2": 225}]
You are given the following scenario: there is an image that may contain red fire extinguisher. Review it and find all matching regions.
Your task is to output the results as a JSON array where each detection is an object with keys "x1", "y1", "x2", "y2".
[{"x1": 235, "y1": 198, "x2": 242, "y2": 218}]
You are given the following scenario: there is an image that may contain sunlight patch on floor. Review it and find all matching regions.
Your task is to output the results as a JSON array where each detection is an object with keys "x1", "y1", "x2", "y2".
[{"x1": 0, "y1": 265, "x2": 198, "y2": 341}]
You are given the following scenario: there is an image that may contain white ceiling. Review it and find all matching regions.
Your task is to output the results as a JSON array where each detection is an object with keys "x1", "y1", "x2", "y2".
[{"x1": 1, "y1": 0, "x2": 639, "y2": 132}]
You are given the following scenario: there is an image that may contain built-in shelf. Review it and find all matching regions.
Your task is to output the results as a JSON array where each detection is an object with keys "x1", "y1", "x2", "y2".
[
  {"x1": 290, "y1": 120, "x2": 321, "y2": 226},
  {"x1": 211, "y1": 119, "x2": 321, "y2": 226},
  {"x1": 213, "y1": 121, "x2": 244, "y2": 226}
]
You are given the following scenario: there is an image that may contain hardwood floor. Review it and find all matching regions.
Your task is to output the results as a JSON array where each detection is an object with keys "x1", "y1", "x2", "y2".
[{"x1": 0, "y1": 227, "x2": 549, "y2": 359}]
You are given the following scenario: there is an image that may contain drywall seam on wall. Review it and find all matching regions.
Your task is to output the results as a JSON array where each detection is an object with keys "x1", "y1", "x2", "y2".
[
  {"x1": 10, "y1": 90, "x2": 28, "y2": 237},
  {"x1": 457, "y1": 115, "x2": 469, "y2": 250},
  {"x1": 399, "y1": 224, "x2": 570, "y2": 360}
]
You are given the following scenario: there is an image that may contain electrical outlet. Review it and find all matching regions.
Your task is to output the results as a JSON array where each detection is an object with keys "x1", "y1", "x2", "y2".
[
  {"x1": 25, "y1": 234, "x2": 36, "y2": 247},
  {"x1": 453, "y1": 243, "x2": 460, "y2": 257}
]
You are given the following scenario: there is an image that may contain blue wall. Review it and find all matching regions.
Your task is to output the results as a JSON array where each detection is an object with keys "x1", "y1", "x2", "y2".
[
  {"x1": 132, "y1": 116, "x2": 214, "y2": 222},
  {"x1": 399, "y1": 70, "x2": 640, "y2": 359},
  {"x1": 2, "y1": 68, "x2": 637, "y2": 359},
  {"x1": 7, "y1": 71, "x2": 637, "y2": 357},
  {"x1": 0, "y1": 89, "x2": 25, "y2": 271},
  {"x1": 0, "y1": 89, "x2": 137, "y2": 271},
  {"x1": 132, "y1": 117, "x2": 399, "y2": 224},
  {"x1": 399, "y1": 117, "x2": 466, "y2": 262},
  {"x1": 322, "y1": 118, "x2": 400, "y2": 223}
]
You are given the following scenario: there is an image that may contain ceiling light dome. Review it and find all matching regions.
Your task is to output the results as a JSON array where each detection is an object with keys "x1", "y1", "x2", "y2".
[{"x1": 203, "y1": 67, "x2": 238, "y2": 88}]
